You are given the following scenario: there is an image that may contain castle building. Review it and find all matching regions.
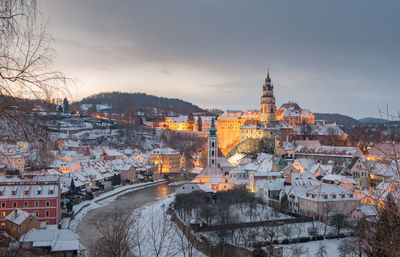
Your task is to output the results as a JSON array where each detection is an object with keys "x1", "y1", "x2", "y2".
[
  {"x1": 275, "y1": 102, "x2": 314, "y2": 127},
  {"x1": 217, "y1": 110, "x2": 260, "y2": 156}
]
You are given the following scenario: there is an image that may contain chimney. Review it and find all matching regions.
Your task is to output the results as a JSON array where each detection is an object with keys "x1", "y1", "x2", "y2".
[{"x1": 14, "y1": 209, "x2": 18, "y2": 219}]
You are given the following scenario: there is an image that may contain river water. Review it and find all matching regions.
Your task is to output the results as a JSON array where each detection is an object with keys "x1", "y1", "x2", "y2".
[{"x1": 76, "y1": 183, "x2": 175, "y2": 249}]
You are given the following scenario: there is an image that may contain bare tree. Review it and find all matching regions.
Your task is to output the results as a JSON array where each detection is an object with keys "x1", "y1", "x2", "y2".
[
  {"x1": 148, "y1": 208, "x2": 174, "y2": 257},
  {"x1": 0, "y1": 0, "x2": 68, "y2": 167},
  {"x1": 89, "y1": 208, "x2": 136, "y2": 257}
]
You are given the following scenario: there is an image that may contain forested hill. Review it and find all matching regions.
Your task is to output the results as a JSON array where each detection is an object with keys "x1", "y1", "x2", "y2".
[
  {"x1": 314, "y1": 113, "x2": 360, "y2": 127},
  {"x1": 77, "y1": 92, "x2": 205, "y2": 115}
]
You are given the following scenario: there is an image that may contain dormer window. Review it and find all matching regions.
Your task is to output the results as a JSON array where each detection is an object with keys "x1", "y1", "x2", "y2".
[
  {"x1": 322, "y1": 194, "x2": 328, "y2": 199},
  {"x1": 349, "y1": 194, "x2": 353, "y2": 198},
  {"x1": 332, "y1": 194, "x2": 336, "y2": 199}
]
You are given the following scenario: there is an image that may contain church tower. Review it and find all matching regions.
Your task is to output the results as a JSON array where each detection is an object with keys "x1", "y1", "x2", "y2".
[
  {"x1": 260, "y1": 70, "x2": 276, "y2": 127},
  {"x1": 208, "y1": 117, "x2": 218, "y2": 167}
]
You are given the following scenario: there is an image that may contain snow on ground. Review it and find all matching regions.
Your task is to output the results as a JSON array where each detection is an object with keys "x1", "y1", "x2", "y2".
[
  {"x1": 67, "y1": 180, "x2": 167, "y2": 231},
  {"x1": 131, "y1": 195, "x2": 206, "y2": 257},
  {"x1": 281, "y1": 238, "x2": 347, "y2": 257}
]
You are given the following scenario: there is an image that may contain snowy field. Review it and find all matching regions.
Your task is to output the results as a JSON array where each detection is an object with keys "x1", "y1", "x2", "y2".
[
  {"x1": 280, "y1": 238, "x2": 347, "y2": 257},
  {"x1": 131, "y1": 195, "x2": 207, "y2": 257}
]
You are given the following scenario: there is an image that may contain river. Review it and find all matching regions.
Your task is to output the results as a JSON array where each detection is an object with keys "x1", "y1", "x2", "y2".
[{"x1": 75, "y1": 183, "x2": 175, "y2": 249}]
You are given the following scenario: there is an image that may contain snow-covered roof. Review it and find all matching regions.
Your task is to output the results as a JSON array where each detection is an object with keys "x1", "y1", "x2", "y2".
[
  {"x1": 150, "y1": 148, "x2": 180, "y2": 155},
  {"x1": 6, "y1": 209, "x2": 32, "y2": 225},
  {"x1": 285, "y1": 172, "x2": 320, "y2": 187},
  {"x1": 299, "y1": 184, "x2": 360, "y2": 202},
  {"x1": 256, "y1": 158, "x2": 273, "y2": 173},
  {"x1": 295, "y1": 145, "x2": 361, "y2": 157},
  {"x1": 218, "y1": 110, "x2": 260, "y2": 119},
  {"x1": 263, "y1": 178, "x2": 285, "y2": 191},
  {"x1": 20, "y1": 227, "x2": 80, "y2": 252},
  {"x1": 196, "y1": 166, "x2": 227, "y2": 178},
  {"x1": 322, "y1": 174, "x2": 357, "y2": 185}
]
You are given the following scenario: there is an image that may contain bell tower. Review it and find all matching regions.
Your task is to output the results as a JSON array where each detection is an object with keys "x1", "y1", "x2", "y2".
[
  {"x1": 208, "y1": 117, "x2": 218, "y2": 167},
  {"x1": 260, "y1": 70, "x2": 276, "y2": 127}
]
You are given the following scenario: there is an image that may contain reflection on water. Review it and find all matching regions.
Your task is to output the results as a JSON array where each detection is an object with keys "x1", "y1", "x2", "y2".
[
  {"x1": 156, "y1": 184, "x2": 171, "y2": 197},
  {"x1": 118, "y1": 183, "x2": 175, "y2": 206}
]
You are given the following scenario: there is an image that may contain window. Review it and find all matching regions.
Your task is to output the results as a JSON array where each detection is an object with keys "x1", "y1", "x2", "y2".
[
  {"x1": 35, "y1": 201, "x2": 39, "y2": 207},
  {"x1": 46, "y1": 201, "x2": 50, "y2": 207},
  {"x1": 1, "y1": 212, "x2": 5, "y2": 218},
  {"x1": 1, "y1": 202, "x2": 5, "y2": 208},
  {"x1": 45, "y1": 211, "x2": 50, "y2": 217},
  {"x1": 0, "y1": 222, "x2": 4, "y2": 229},
  {"x1": 24, "y1": 202, "x2": 28, "y2": 207},
  {"x1": 13, "y1": 202, "x2": 16, "y2": 208},
  {"x1": 34, "y1": 211, "x2": 38, "y2": 217},
  {"x1": 323, "y1": 203, "x2": 327, "y2": 208}
]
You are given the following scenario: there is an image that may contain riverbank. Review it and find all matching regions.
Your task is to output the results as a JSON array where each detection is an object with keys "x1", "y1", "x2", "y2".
[
  {"x1": 66, "y1": 179, "x2": 168, "y2": 231},
  {"x1": 74, "y1": 182, "x2": 175, "y2": 251}
]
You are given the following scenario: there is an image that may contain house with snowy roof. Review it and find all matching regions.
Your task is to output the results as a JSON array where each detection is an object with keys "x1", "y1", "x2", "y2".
[
  {"x1": 294, "y1": 145, "x2": 363, "y2": 165},
  {"x1": 298, "y1": 184, "x2": 360, "y2": 220},
  {"x1": 20, "y1": 225, "x2": 81, "y2": 256},
  {"x1": 349, "y1": 205, "x2": 378, "y2": 221},
  {"x1": 367, "y1": 142, "x2": 400, "y2": 161},
  {"x1": 321, "y1": 174, "x2": 357, "y2": 191},
  {"x1": 5, "y1": 209, "x2": 40, "y2": 239}
]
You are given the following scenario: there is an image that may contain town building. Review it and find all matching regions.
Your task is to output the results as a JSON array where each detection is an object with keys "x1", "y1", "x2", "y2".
[
  {"x1": 298, "y1": 184, "x2": 360, "y2": 220},
  {"x1": 294, "y1": 145, "x2": 364, "y2": 165},
  {"x1": 275, "y1": 102, "x2": 315, "y2": 127},
  {"x1": 150, "y1": 148, "x2": 181, "y2": 173},
  {"x1": 0, "y1": 155, "x2": 25, "y2": 172},
  {"x1": 5, "y1": 209, "x2": 40, "y2": 239},
  {"x1": 20, "y1": 225, "x2": 80, "y2": 256},
  {"x1": 0, "y1": 175, "x2": 61, "y2": 229},
  {"x1": 194, "y1": 119, "x2": 234, "y2": 191}
]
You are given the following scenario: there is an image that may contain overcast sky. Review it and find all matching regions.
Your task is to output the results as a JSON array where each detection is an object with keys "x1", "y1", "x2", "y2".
[{"x1": 41, "y1": 0, "x2": 400, "y2": 118}]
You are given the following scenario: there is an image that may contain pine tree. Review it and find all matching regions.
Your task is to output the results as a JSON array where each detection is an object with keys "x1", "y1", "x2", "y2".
[
  {"x1": 187, "y1": 112, "x2": 194, "y2": 131},
  {"x1": 197, "y1": 115, "x2": 203, "y2": 131},
  {"x1": 361, "y1": 193, "x2": 400, "y2": 257},
  {"x1": 63, "y1": 97, "x2": 69, "y2": 113}
]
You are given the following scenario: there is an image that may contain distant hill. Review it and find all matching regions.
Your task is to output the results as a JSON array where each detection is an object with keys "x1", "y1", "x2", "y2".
[
  {"x1": 314, "y1": 113, "x2": 359, "y2": 127},
  {"x1": 75, "y1": 92, "x2": 205, "y2": 116},
  {"x1": 358, "y1": 117, "x2": 390, "y2": 124}
]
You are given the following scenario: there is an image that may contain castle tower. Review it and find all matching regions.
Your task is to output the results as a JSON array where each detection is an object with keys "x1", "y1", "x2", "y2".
[
  {"x1": 208, "y1": 117, "x2": 218, "y2": 167},
  {"x1": 260, "y1": 70, "x2": 276, "y2": 127}
]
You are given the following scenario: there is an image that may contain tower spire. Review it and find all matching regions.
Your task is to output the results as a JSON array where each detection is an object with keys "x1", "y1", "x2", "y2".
[{"x1": 208, "y1": 117, "x2": 218, "y2": 167}]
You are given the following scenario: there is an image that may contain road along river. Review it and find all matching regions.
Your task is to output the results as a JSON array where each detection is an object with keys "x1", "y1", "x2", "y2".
[{"x1": 75, "y1": 183, "x2": 175, "y2": 249}]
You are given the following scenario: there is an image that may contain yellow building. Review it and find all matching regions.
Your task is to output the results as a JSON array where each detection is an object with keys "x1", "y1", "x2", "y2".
[
  {"x1": 150, "y1": 148, "x2": 181, "y2": 173},
  {"x1": 217, "y1": 110, "x2": 260, "y2": 156}
]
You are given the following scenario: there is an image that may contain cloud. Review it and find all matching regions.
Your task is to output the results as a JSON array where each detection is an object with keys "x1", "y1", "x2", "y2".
[{"x1": 41, "y1": 0, "x2": 400, "y2": 118}]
